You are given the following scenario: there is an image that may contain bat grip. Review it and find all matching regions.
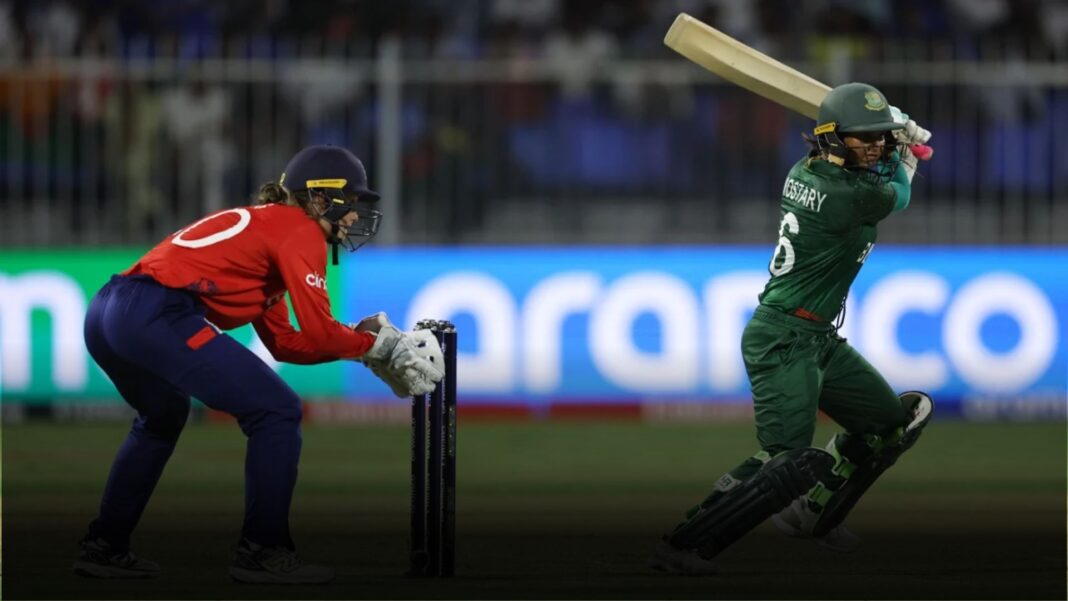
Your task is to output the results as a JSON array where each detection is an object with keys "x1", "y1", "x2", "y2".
[{"x1": 909, "y1": 144, "x2": 934, "y2": 161}]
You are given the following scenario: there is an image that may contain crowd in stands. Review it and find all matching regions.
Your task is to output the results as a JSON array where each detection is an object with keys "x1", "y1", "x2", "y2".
[
  {"x1": 0, "y1": 0, "x2": 1065, "y2": 244},
  {"x1": 2, "y1": 0, "x2": 1067, "y2": 62}
]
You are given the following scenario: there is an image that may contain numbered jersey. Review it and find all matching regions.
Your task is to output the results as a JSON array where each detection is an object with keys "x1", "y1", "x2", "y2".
[
  {"x1": 758, "y1": 157, "x2": 897, "y2": 322},
  {"x1": 123, "y1": 203, "x2": 373, "y2": 362}
]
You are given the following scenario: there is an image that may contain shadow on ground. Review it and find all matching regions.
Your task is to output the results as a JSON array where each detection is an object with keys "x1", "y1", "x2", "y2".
[{"x1": 5, "y1": 505, "x2": 1064, "y2": 600}]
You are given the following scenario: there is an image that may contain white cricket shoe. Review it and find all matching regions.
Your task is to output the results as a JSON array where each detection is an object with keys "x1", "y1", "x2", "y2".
[
  {"x1": 648, "y1": 539, "x2": 718, "y2": 576},
  {"x1": 229, "y1": 539, "x2": 335, "y2": 585},
  {"x1": 771, "y1": 498, "x2": 860, "y2": 552},
  {"x1": 73, "y1": 537, "x2": 161, "y2": 579}
]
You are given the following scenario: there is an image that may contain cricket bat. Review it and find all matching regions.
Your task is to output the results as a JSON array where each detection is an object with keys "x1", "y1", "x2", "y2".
[{"x1": 664, "y1": 13, "x2": 933, "y2": 160}]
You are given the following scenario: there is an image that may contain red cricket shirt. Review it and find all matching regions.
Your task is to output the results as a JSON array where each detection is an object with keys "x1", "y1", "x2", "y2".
[{"x1": 124, "y1": 203, "x2": 374, "y2": 364}]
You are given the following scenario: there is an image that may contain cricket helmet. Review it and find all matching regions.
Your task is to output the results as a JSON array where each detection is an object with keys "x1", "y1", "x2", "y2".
[
  {"x1": 814, "y1": 82, "x2": 903, "y2": 136},
  {"x1": 281, "y1": 145, "x2": 382, "y2": 252}
]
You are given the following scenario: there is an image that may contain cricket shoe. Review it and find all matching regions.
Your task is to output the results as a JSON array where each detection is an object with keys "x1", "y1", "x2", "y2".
[
  {"x1": 73, "y1": 536, "x2": 161, "y2": 579},
  {"x1": 647, "y1": 539, "x2": 718, "y2": 576},
  {"x1": 229, "y1": 539, "x2": 335, "y2": 585},
  {"x1": 771, "y1": 497, "x2": 860, "y2": 552}
]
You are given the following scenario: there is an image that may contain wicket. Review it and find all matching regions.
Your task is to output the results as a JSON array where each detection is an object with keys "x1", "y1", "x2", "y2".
[{"x1": 409, "y1": 319, "x2": 457, "y2": 577}]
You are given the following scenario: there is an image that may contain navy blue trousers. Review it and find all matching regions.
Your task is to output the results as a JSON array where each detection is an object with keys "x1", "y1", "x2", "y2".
[{"x1": 83, "y1": 275, "x2": 302, "y2": 551}]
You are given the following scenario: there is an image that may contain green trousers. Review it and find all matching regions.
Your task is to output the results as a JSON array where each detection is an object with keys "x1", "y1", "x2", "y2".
[
  {"x1": 743, "y1": 305, "x2": 908, "y2": 451},
  {"x1": 715, "y1": 306, "x2": 910, "y2": 488}
]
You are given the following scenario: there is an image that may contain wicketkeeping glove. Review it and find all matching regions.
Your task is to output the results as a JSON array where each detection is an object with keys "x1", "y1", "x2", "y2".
[
  {"x1": 389, "y1": 330, "x2": 445, "y2": 396},
  {"x1": 349, "y1": 312, "x2": 411, "y2": 396},
  {"x1": 357, "y1": 316, "x2": 444, "y2": 397},
  {"x1": 363, "y1": 356, "x2": 414, "y2": 397},
  {"x1": 352, "y1": 311, "x2": 394, "y2": 335}
]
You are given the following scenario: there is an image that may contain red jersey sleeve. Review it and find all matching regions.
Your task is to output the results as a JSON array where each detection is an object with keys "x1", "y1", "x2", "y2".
[
  {"x1": 252, "y1": 298, "x2": 334, "y2": 365},
  {"x1": 254, "y1": 227, "x2": 375, "y2": 362}
]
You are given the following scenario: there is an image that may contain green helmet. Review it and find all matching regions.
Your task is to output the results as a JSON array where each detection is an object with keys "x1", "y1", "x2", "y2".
[{"x1": 814, "y1": 82, "x2": 902, "y2": 136}]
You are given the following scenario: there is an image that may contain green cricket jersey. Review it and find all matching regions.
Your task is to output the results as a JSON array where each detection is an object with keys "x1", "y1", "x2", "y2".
[{"x1": 758, "y1": 156, "x2": 898, "y2": 322}]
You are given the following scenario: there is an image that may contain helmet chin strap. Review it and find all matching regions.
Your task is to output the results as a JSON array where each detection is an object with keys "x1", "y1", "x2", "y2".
[
  {"x1": 310, "y1": 193, "x2": 345, "y2": 265},
  {"x1": 330, "y1": 223, "x2": 341, "y2": 265}
]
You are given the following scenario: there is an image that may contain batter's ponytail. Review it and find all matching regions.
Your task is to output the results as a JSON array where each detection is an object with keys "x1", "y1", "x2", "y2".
[{"x1": 256, "y1": 181, "x2": 290, "y2": 205}]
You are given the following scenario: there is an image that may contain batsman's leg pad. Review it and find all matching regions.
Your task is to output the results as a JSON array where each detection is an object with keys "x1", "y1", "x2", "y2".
[
  {"x1": 668, "y1": 447, "x2": 834, "y2": 559},
  {"x1": 812, "y1": 391, "x2": 933, "y2": 537}
]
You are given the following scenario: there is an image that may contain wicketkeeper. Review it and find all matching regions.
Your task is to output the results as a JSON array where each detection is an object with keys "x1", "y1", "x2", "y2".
[
  {"x1": 75, "y1": 145, "x2": 444, "y2": 584},
  {"x1": 651, "y1": 82, "x2": 935, "y2": 575}
]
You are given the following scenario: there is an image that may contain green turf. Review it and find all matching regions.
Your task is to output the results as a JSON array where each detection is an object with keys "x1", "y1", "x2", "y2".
[
  {"x1": 3, "y1": 419, "x2": 1065, "y2": 599},
  {"x1": 4, "y1": 420, "x2": 1064, "y2": 496}
]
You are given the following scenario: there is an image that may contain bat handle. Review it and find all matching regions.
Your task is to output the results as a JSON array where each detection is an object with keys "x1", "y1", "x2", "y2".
[{"x1": 909, "y1": 144, "x2": 934, "y2": 161}]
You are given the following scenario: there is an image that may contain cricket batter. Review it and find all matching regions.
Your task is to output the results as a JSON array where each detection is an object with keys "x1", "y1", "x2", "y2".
[
  {"x1": 74, "y1": 145, "x2": 444, "y2": 584},
  {"x1": 651, "y1": 83, "x2": 935, "y2": 575}
]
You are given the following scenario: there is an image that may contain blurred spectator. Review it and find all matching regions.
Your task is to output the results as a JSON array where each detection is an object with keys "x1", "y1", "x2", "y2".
[
  {"x1": 26, "y1": 0, "x2": 81, "y2": 58},
  {"x1": 118, "y1": 79, "x2": 166, "y2": 236},
  {"x1": 1042, "y1": 0, "x2": 1068, "y2": 57},
  {"x1": 946, "y1": 0, "x2": 1010, "y2": 34},
  {"x1": 77, "y1": 5, "x2": 121, "y2": 57},
  {"x1": 399, "y1": 10, "x2": 474, "y2": 59},
  {"x1": 704, "y1": 0, "x2": 759, "y2": 42},
  {"x1": 544, "y1": 0, "x2": 619, "y2": 100},
  {"x1": 947, "y1": 0, "x2": 1047, "y2": 124},
  {"x1": 489, "y1": 0, "x2": 558, "y2": 36},
  {"x1": 484, "y1": 18, "x2": 548, "y2": 121},
  {"x1": 0, "y1": 1, "x2": 22, "y2": 60},
  {"x1": 158, "y1": 76, "x2": 234, "y2": 214},
  {"x1": 604, "y1": 0, "x2": 649, "y2": 57},
  {"x1": 277, "y1": 56, "x2": 363, "y2": 145}
]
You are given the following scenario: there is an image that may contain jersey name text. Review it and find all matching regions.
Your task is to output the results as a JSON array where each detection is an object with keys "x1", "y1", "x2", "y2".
[{"x1": 782, "y1": 177, "x2": 827, "y2": 213}]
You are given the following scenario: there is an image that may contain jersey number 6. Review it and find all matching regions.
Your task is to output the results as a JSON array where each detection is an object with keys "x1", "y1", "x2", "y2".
[{"x1": 769, "y1": 212, "x2": 799, "y2": 276}]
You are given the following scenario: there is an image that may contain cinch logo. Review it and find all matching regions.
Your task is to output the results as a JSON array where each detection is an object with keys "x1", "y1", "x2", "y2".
[{"x1": 305, "y1": 272, "x2": 327, "y2": 290}]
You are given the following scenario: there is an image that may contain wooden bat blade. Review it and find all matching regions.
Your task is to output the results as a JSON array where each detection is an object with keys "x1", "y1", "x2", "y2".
[
  {"x1": 665, "y1": 13, "x2": 934, "y2": 161},
  {"x1": 664, "y1": 13, "x2": 828, "y2": 119}
]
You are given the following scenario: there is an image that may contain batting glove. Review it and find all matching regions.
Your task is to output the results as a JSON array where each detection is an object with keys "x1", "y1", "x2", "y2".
[{"x1": 889, "y1": 105, "x2": 932, "y2": 147}]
